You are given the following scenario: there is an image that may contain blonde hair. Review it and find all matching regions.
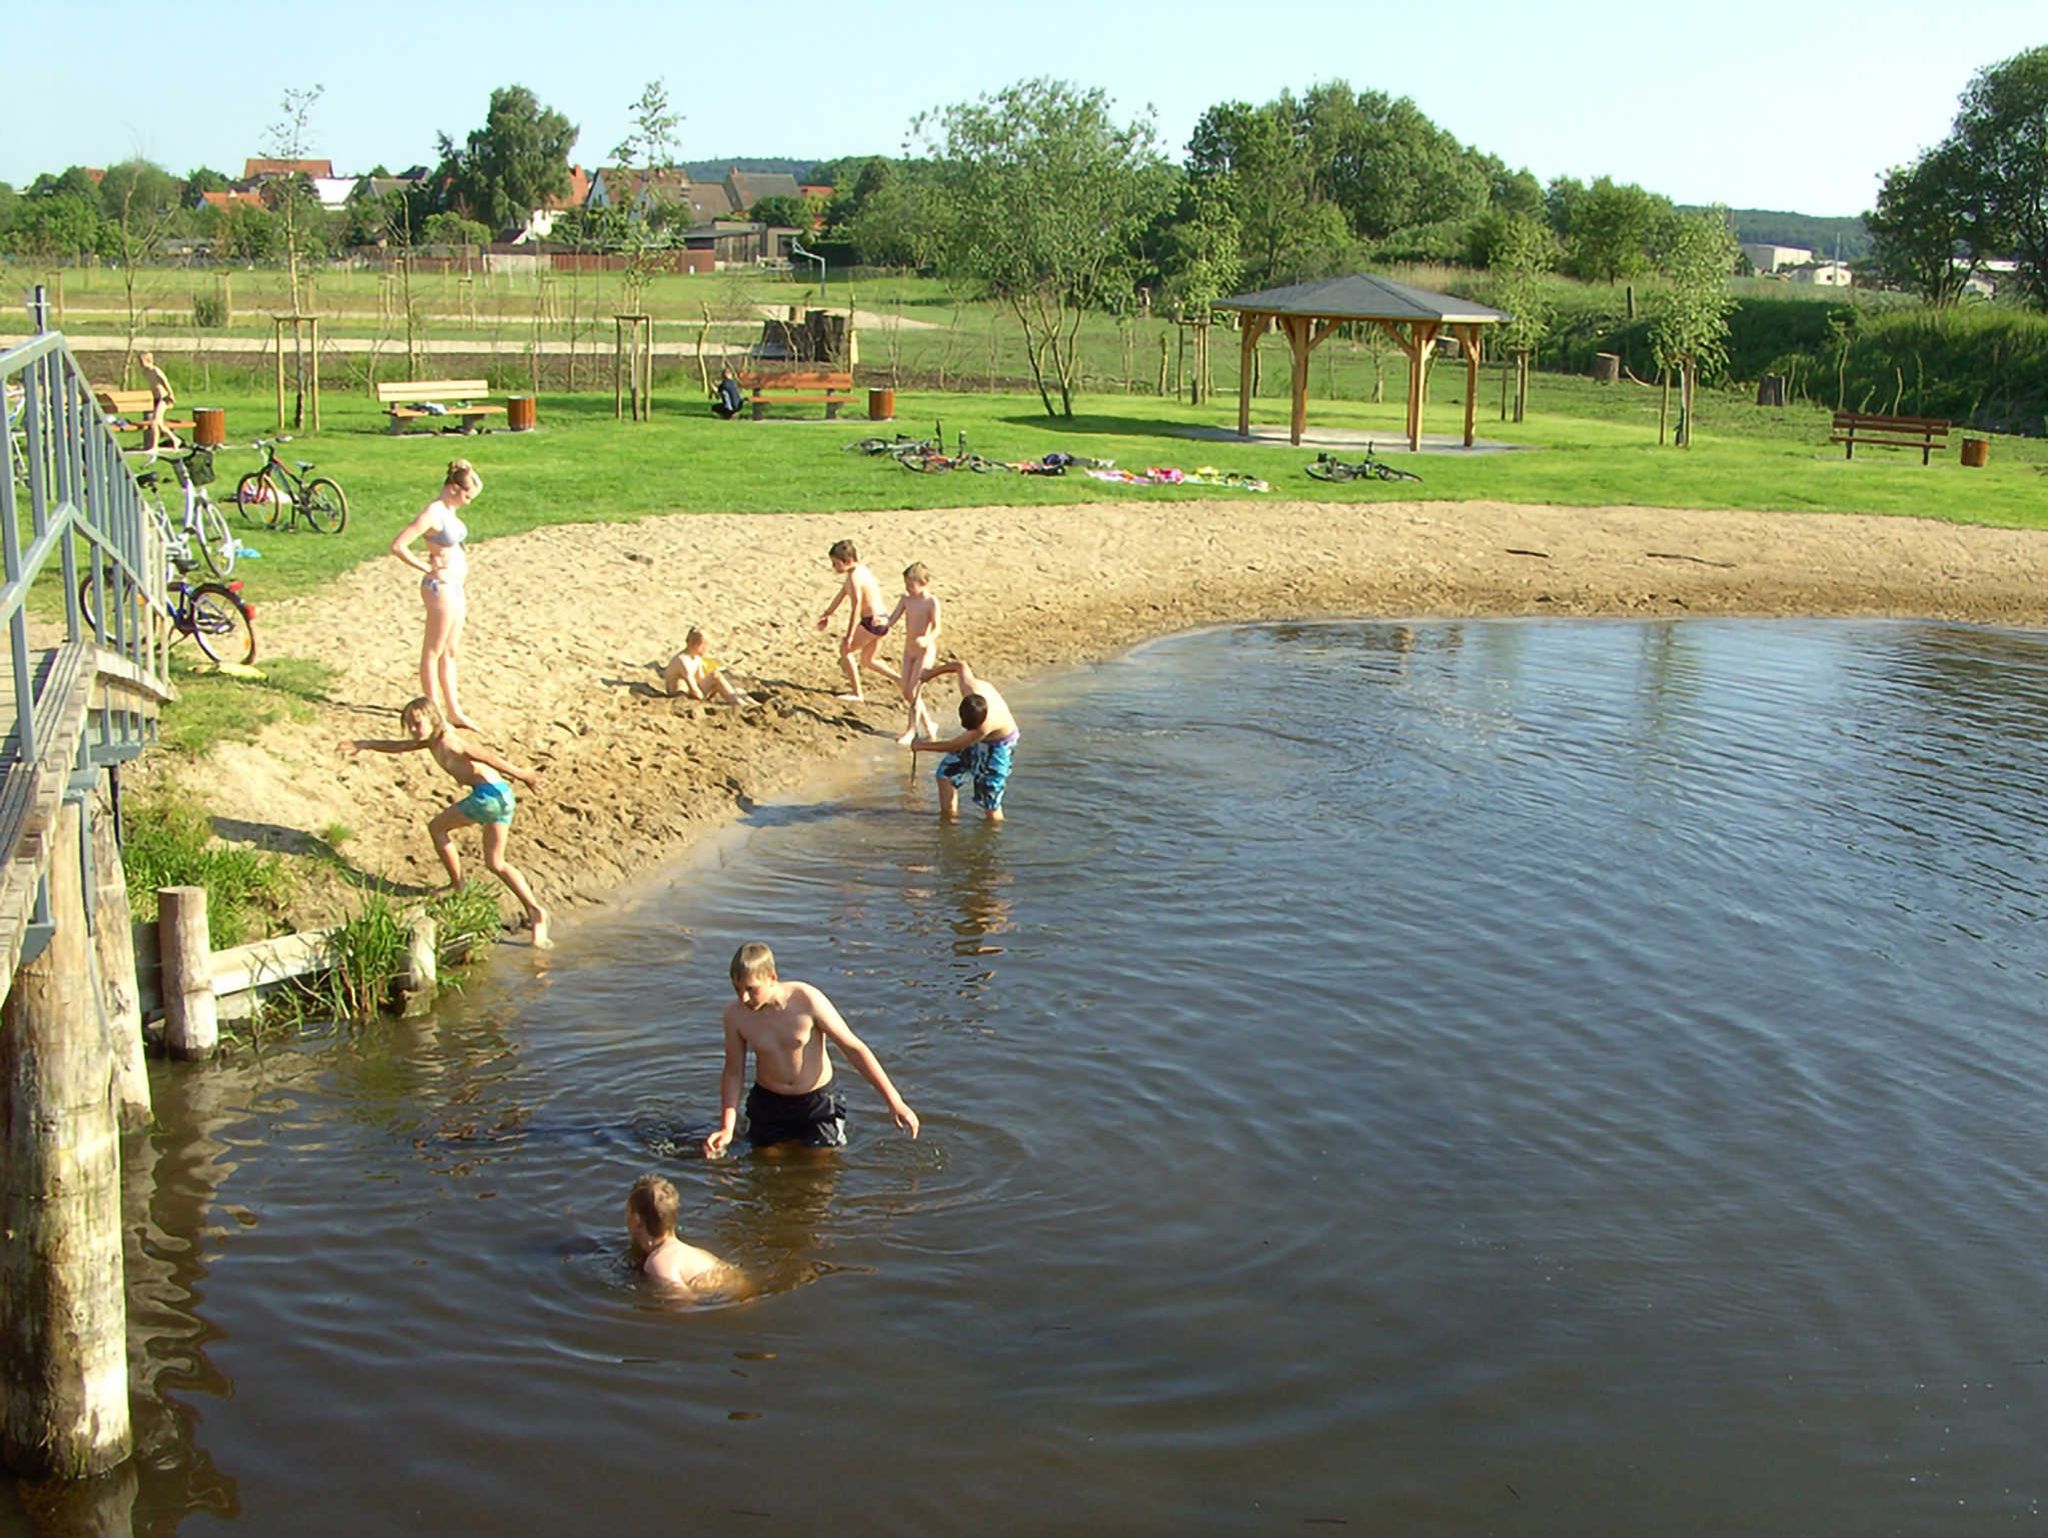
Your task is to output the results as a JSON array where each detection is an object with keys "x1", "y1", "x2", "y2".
[
  {"x1": 627, "y1": 1174, "x2": 679, "y2": 1239},
  {"x1": 444, "y1": 459, "x2": 481, "y2": 496},
  {"x1": 400, "y1": 695, "x2": 445, "y2": 738},
  {"x1": 730, "y1": 942, "x2": 776, "y2": 985},
  {"x1": 904, "y1": 562, "x2": 930, "y2": 585}
]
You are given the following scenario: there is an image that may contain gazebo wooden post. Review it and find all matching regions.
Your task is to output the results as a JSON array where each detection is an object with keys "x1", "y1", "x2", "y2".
[
  {"x1": 1455, "y1": 323, "x2": 1483, "y2": 448},
  {"x1": 1235, "y1": 313, "x2": 1267, "y2": 438}
]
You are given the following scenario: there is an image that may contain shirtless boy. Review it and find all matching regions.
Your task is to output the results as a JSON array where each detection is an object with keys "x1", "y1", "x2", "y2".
[
  {"x1": 663, "y1": 627, "x2": 755, "y2": 706},
  {"x1": 625, "y1": 1173, "x2": 731, "y2": 1294},
  {"x1": 137, "y1": 350, "x2": 180, "y2": 451},
  {"x1": 884, "y1": 562, "x2": 941, "y2": 745},
  {"x1": 338, "y1": 696, "x2": 552, "y2": 947},
  {"x1": 910, "y1": 658, "x2": 1020, "y2": 822},
  {"x1": 815, "y1": 540, "x2": 897, "y2": 702},
  {"x1": 702, "y1": 943, "x2": 920, "y2": 1157}
]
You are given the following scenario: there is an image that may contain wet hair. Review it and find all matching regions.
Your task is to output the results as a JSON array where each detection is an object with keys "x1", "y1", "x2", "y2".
[
  {"x1": 960, "y1": 694, "x2": 989, "y2": 730},
  {"x1": 400, "y1": 695, "x2": 445, "y2": 739},
  {"x1": 627, "y1": 1174, "x2": 678, "y2": 1239},
  {"x1": 686, "y1": 626, "x2": 705, "y2": 649},
  {"x1": 730, "y1": 941, "x2": 777, "y2": 985},
  {"x1": 443, "y1": 459, "x2": 481, "y2": 496},
  {"x1": 828, "y1": 539, "x2": 858, "y2": 565},
  {"x1": 903, "y1": 562, "x2": 930, "y2": 585}
]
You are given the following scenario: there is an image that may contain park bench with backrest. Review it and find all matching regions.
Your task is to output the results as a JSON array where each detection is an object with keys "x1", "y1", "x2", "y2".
[
  {"x1": 734, "y1": 368, "x2": 854, "y2": 420},
  {"x1": 1830, "y1": 410, "x2": 1950, "y2": 465},
  {"x1": 374, "y1": 379, "x2": 505, "y2": 435},
  {"x1": 94, "y1": 388, "x2": 194, "y2": 441}
]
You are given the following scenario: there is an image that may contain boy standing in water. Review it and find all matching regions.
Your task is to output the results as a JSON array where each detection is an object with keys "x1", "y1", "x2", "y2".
[
  {"x1": 910, "y1": 658, "x2": 1020, "y2": 822},
  {"x1": 702, "y1": 943, "x2": 920, "y2": 1157},
  {"x1": 625, "y1": 1173, "x2": 732, "y2": 1294},
  {"x1": 815, "y1": 539, "x2": 896, "y2": 702},
  {"x1": 885, "y1": 562, "x2": 942, "y2": 745}
]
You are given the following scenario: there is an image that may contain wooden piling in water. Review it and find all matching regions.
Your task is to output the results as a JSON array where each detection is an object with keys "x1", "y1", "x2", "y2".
[
  {"x1": 159, "y1": 887, "x2": 217, "y2": 1060},
  {"x1": 0, "y1": 801, "x2": 134, "y2": 1478},
  {"x1": 401, "y1": 914, "x2": 437, "y2": 1018},
  {"x1": 90, "y1": 798, "x2": 150, "y2": 1131}
]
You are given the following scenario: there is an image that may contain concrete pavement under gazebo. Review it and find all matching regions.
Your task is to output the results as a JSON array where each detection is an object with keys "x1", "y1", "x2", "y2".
[{"x1": 1213, "y1": 274, "x2": 1510, "y2": 450}]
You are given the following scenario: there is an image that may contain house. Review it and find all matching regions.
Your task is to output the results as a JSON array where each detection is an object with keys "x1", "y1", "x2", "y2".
[
  {"x1": 240, "y1": 157, "x2": 336, "y2": 186},
  {"x1": 1788, "y1": 261, "x2": 1853, "y2": 288},
  {"x1": 309, "y1": 176, "x2": 356, "y2": 211},
  {"x1": 1740, "y1": 242, "x2": 1814, "y2": 275},
  {"x1": 515, "y1": 164, "x2": 592, "y2": 243},
  {"x1": 198, "y1": 190, "x2": 266, "y2": 214},
  {"x1": 724, "y1": 168, "x2": 801, "y2": 215},
  {"x1": 357, "y1": 168, "x2": 432, "y2": 201},
  {"x1": 586, "y1": 165, "x2": 696, "y2": 217},
  {"x1": 680, "y1": 219, "x2": 793, "y2": 267}
]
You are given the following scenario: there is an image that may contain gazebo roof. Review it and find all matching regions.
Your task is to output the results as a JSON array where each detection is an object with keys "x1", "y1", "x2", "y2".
[{"x1": 1214, "y1": 274, "x2": 1508, "y2": 326}]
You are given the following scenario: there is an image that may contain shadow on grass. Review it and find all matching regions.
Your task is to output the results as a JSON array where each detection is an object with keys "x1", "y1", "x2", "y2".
[
  {"x1": 209, "y1": 814, "x2": 438, "y2": 899},
  {"x1": 993, "y1": 410, "x2": 1196, "y2": 440}
]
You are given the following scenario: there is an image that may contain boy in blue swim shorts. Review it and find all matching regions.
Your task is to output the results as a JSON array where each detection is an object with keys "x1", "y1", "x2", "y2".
[
  {"x1": 339, "y1": 696, "x2": 553, "y2": 948},
  {"x1": 909, "y1": 658, "x2": 1019, "y2": 822}
]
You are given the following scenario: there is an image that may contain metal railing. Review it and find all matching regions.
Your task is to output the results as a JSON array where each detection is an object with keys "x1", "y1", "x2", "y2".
[{"x1": 1, "y1": 285, "x2": 169, "y2": 770}]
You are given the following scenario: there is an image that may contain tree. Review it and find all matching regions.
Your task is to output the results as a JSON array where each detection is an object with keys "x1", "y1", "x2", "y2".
[
  {"x1": 1297, "y1": 82, "x2": 1489, "y2": 244},
  {"x1": 1649, "y1": 209, "x2": 1738, "y2": 447},
  {"x1": 4, "y1": 193, "x2": 102, "y2": 262},
  {"x1": 265, "y1": 85, "x2": 324, "y2": 312},
  {"x1": 422, "y1": 211, "x2": 491, "y2": 247},
  {"x1": 921, "y1": 78, "x2": 1168, "y2": 417},
  {"x1": 1188, "y1": 99, "x2": 1354, "y2": 288},
  {"x1": 439, "y1": 85, "x2": 577, "y2": 232},
  {"x1": 749, "y1": 194, "x2": 810, "y2": 229},
  {"x1": 1558, "y1": 177, "x2": 1671, "y2": 282},
  {"x1": 612, "y1": 78, "x2": 681, "y2": 171},
  {"x1": 1949, "y1": 46, "x2": 2048, "y2": 306},
  {"x1": 1491, "y1": 214, "x2": 1556, "y2": 422},
  {"x1": 98, "y1": 159, "x2": 181, "y2": 374},
  {"x1": 184, "y1": 166, "x2": 230, "y2": 196},
  {"x1": 1865, "y1": 145, "x2": 1979, "y2": 305}
]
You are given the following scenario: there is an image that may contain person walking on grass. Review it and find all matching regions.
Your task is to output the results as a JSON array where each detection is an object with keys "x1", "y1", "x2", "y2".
[
  {"x1": 338, "y1": 696, "x2": 552, "y2": 948},
  {"x1": 391, "y1": 459, "x2": 484, "y2": 730}
]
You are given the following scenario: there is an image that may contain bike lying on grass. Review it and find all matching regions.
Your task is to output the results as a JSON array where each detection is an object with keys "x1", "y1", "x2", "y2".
[
  {"x1": 1305, "y1": 448, "x2": 1422, "y2": 484},
  {"x1": 237, "y1": 438, "x2": 349, "y2": 533}
]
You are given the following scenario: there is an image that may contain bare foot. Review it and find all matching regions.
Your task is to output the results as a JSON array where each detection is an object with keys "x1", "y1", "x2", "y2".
[
  {"x1": 896, "y1": 729, "x2": 917, "y2": 746},
  {"x1": 530, "y1": 911, "x2": 554, "y2": 950},
  {"x1": 835, "y1": 692, "x2": 864, "y2": 703},
  {"x1": 448, "y1": 710, "x2": 480, "y2": 730}
]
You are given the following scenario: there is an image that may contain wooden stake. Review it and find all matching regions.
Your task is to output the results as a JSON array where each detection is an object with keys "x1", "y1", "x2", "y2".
[
  {"x1": 0, "y1": 800, "x2": 133, "y2": 1478},
  {"x1": 401, "y1": 915, "x2": 438, "y2": 1018},
  {"x1": 160, "y1": 886, "x2": 217, "y2": 1060},
  {"x1": 89, "y1": 798, "x2": 149, "y2": 1132}
]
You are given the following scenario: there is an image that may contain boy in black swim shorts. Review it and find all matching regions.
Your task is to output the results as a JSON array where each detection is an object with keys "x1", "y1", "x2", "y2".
[{"x1": 702, "y1": 942, "x2": 921, "y2": 1158}]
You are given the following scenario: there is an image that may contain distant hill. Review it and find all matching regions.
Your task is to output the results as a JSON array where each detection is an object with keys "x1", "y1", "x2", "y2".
[
  {"x1": 1688, "y1": 207, "x2": 1872, "y2": 263},
  {"x1": 682, "y1": 158, "x2": 817, "y2": 183}
]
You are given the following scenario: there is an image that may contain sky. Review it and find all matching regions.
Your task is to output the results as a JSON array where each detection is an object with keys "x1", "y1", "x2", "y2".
[{"x1": 5, "y1": 0, "x2": 2043, "y2": 214}]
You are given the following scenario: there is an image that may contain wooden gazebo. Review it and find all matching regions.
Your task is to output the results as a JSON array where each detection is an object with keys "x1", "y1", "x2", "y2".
[{"x1": 1213, "y1": 275, "x2": 1510, "y2": 450}]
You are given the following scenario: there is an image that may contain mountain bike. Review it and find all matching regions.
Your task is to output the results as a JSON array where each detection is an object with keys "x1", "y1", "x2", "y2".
[
  {"x1": 237, "y1": 438, "x2": 348, "y2": 533},
  {"x1": 78, "y1": 569, "x2": 257, "y2": 667},
  {"x1": 1305, "y1": 448, "x2": 1422, "y2": 484},
  {"x1": 844, "y1": 433, "x2": 936, "y2": 457},
  {"x1": 132, "y1": 447, "x2": 239, "y2": 576}
]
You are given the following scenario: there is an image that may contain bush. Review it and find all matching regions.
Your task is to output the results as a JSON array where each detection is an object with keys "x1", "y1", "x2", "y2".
[{"x1": 192, "y1": 291, "x2": 227, "y2": 328}]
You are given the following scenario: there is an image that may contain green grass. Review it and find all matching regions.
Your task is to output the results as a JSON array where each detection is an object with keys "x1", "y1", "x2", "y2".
[
  {"x1": 120, "y1": 787, "x2": 296, "y2": 947},
  {"x1": 155, "y1": 653, "x2": 337, "y2": 754}
]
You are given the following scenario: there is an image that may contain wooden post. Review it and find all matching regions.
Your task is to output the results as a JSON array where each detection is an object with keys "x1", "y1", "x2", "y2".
[
  {"x1": 89, "y1": 797, "x2": 149, "y2": 1132},
  {"x1": 1457, "y1": 324, "x2": 1481, "y2": 448},
  {"x1": 1283, "y1": 316, "x2": 1313, "y2": 447},
  {"x1": 1236, "y1": 315, "x2": 1262, "y2": 437},
  {"x1": 273, "y1": 317, "x2": 285, "y2": 432},
  {"x1": 159, "y1": 887, "x2": 217, "y2": 1060},
  {"x1": 400, "y1": 914, "x2": 437, "y2": 1018},
  {"x1": 0, "y1": 800, "x2": 134, "y2": 1478}
]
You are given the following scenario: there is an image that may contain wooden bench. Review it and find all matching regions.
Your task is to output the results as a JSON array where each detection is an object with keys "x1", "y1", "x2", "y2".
[
  {"x1": 1830, "y1": 411, "x2": 1950, "y2": 465},
  {"x1": 374, "y1": 379, "x2": 505, "y2": 435},
  {"x1": 94, "y1": 389, "x2": 194, "y2": 442},
  {"x1": 734, "y1": 369, "x2": 854, "y2": 420}
]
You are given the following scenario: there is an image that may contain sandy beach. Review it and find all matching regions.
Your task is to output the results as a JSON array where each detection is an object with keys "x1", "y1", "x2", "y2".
[{"x1": 194, "y1": 497, "x2": 2047, "y2": 928}]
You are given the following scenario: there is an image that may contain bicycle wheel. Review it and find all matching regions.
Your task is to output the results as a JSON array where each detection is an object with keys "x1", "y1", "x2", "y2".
[
  {"x1": 194, "y1": 496, "x2": 236, "y2": 576},
  {"x1": 844, "y1": 437, "x2": 892, "y2": 455},
  {"x1": 77, "y1": 571, "x2": 101, "y2": 635},
  {"x1": 1367, "y1": 460, "x2": 1422, "y2": 483},
  {"x1": 899, "y1": 453, "x2": 955, "y2": 474},
  {"x1": 1305, "y1": 459, "x2": 1358, "y2": 483},
  {"x1": 303, "y1": 477, "x2": 348, "y2": 534},
  {"x1": 187, "y1": 583, "x2": 256, "y2": 666},
  {"x1": 237, "y1": 471, "x2": 283, "y2": 528}
]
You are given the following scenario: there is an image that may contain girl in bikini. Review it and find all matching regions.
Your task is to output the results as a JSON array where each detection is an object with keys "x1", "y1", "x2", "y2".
[{"x1": 391, "y1": 460, "x2": 482, "y2": 729}]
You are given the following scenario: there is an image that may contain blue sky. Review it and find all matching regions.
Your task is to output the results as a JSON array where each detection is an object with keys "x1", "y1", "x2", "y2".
[{"x1": 7, "y1": 1, "x2": 2042, "y2": 213}]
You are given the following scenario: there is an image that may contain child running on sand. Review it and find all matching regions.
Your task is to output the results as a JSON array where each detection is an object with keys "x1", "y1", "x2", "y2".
[
  {"x1": 910, "y1": 658, "x2": 1020, "y2": 822},
  {"x1": 663, "y1": 627, "x2": 755, "y2": 706},
  {"x1": 625, "y1": 1174, "x2": 734, "y2": 1294},
  {"x1": 702, "y1": 943, "x2": 920, "y2": 1157},
  {"x1": 885, "y1": 562, "x2": 941, "y2": 745},
  {"x1": 338, "y1": 696, "x2": 553, "y2": 948},
  {"x1": 815, "y1": 539, "x2": 897, "y2": 702}
]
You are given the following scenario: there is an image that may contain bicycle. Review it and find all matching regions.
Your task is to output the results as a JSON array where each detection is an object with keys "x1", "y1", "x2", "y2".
[
  {"x1": 844, "y1": 433, "x2": 936, "y2": 457},
  {"x1": 78, "y1": 568, "x2": 257, "y2": 667},
  {"x1": 131, "y1": 446, "x2": 239, "y2": 576},
  {"x1": 1305, "y1": 448, "x2": 1422, "y2": 484},
  {"x1": 237, "y1": 438, "x2": 348, "y2": 534}
]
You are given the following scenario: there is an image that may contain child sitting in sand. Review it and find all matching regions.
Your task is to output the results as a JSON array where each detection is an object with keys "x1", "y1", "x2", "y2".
[
  {"x1": 625, "y1": 1173, "x2": 733, "y2": 1294},
  {"x1": 702, "y1": 942, "x2": 920, "y2": 1157},
  {"x1": 663, "y1": 627, "x2": 755, "y2": 706},
  {"x1": 884, "y1": 562, "x2": 942, "y2": 746},
  {"x1": 338, "y1": 696, "x2": 553, "y2": 948},
  {"x1": 815, "y1": 539, "x2": 897, "y2": 703}
]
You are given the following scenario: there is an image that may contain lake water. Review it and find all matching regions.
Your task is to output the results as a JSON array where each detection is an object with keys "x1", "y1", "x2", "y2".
[{"x1": 8, "y1": 619, "x2": 2048, "y2": 1536}]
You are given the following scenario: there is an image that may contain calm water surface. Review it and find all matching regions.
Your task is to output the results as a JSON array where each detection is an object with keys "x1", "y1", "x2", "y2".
[{"x1": 8, "y1": 619, "x2": 2048, "y2": 1536}]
